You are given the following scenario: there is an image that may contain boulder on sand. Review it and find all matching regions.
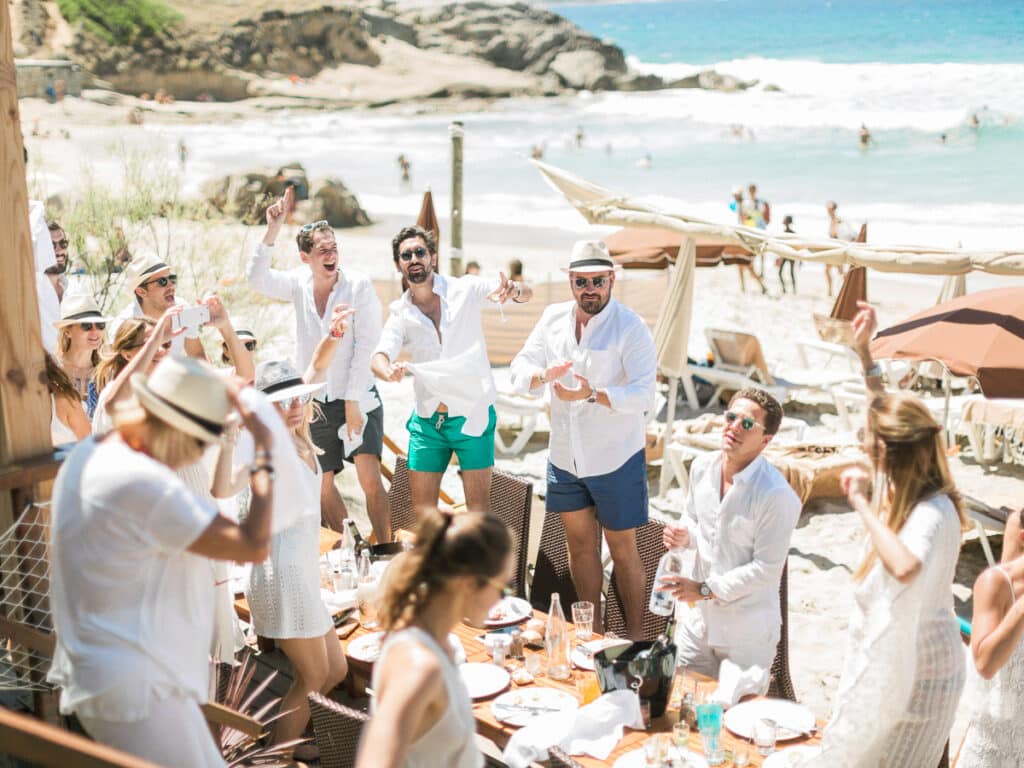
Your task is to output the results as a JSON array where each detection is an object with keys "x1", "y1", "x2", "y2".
[
  {"x1": 310, "y1": 179, "x2": 372, "y2": 228},
  {"x1": 548, "y1": 49, "x2": 614, "y2": 91}
]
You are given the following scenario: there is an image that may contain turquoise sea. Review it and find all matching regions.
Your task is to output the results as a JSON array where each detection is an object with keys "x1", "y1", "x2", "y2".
[{"x1": 166, "y1": 0, "x2": 1024, "y2": 250}]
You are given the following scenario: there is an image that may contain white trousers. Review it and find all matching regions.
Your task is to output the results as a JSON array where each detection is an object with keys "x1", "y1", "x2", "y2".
[
  {"x1": 674, "y1": 605, "x2": 777, "y2": 686},
  {"x1": 79, "y1": 696, "x2": 226, "y2": 768}
]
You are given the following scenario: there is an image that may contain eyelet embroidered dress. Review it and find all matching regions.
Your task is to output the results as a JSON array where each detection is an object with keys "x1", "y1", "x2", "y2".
[
  {"x1": 957, "y1": 566, "x2": 1024, "y2": 768},
  {"x1": 803, "y1": 494, "x2": 964, "y2": 767}
]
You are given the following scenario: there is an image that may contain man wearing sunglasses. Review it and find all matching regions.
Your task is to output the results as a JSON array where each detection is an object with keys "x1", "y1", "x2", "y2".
[
  {"x1": 248, "y1": 188, "x2": 389, "y2": 541},
  {"x1": 372, "y1": 225, "x2": 532, "y2": 518},
  {"x1": 657, "y1": 388, "x2": 800, "y2": 684},
  {"x1": 46, "y1": 221, "x2": 70, "y2": 301},
  {"x1": 509, "y1": 240, "x2": 656, "y2": 639}
]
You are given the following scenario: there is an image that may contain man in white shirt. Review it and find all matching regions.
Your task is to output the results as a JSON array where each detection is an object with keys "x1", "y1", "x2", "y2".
[
  {"x1": 510, "y1": 240, "x2": 656, "y2": 638},
  {"x1": 658, "y1": 388, "x2": 801, "y2": 682},
  {"x1": 248, "y1": 188, "x2": 389, "y2": 540},
  {"x1": 371, "y1": 225, "x2": 531, "y2": 517}
]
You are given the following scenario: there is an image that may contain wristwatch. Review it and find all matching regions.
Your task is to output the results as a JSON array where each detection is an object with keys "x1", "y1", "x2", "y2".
[
  {"x1": 586, "y1": 386, "x2": 598, "y2": 404},
  {"x1": 698, "y1": 582, "x2": 713, "y2": 599}
]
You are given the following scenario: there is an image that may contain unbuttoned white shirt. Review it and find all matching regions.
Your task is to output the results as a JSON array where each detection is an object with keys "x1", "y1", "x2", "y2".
[
  {"x1": 109, "y1": 297, "x2": 190, "y2": 357},
  {"x1": 509, "y1": 298, "x2": 657, "y2": 478},
  {"x1": 374, "y1": 273, "x2": 498, "y2": 435},
  {"x1": 681, "y1": 450, "x2": 801, "y2": 647},
  {"x1": 247, "y1": 242, "x2": 381, "y2": 411}
]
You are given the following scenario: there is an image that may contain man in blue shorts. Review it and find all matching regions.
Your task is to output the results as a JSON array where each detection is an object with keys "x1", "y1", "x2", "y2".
[
  {"x1": 371, "y1": 225, "x2": 532, "y2": 518},
  {"x1": 511, "y1": 240, "x2": 657, "y2": 638}
]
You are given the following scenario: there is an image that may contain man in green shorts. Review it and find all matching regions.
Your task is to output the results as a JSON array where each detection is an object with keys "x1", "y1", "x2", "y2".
[{"x1": 371, "y1": 225, "x2": 532, "y2": 517}]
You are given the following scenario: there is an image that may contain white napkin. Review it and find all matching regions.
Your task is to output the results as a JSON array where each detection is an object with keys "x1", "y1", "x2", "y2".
[
  {"x1": 502, "y1": 690, "x2": 645, "y2": 768},
  {"x1": 321, "y1": 588, "x2": 357, "y2": 613},
  {"x1": 405, "y1": 342, "x2": 495, "y2": 436},
  {"x1": 710, "y1": 659, "x2": 769, "y2": 707}
]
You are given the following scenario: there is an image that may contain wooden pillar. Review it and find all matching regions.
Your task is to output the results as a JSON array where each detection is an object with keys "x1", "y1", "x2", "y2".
[
  {"x1": 0, "y1": 1, "x2": 53, "y2": 532},
  {"x1": 449, "y1": 120, "x2": 464, "y2": 276}
]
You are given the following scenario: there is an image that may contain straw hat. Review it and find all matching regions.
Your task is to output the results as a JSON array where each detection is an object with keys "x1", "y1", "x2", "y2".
[
  {"x1": 561, "y1": 240, "x2": 619, "y2": 274},
  {"x1": 130, "y1": 357, "x2": 230, "y2": 443},
  {"x1": 255, "y1": 360, "x2": 324, "y2": 403},
  {"x1": 53, "y1": 293, "x2": 111, "y2": 328},
  {"x1": 126, "y1": 251, "x2": 171, "y2": 291},
  {"x1": 235, "y1": 329, "x2": 257, "y2": 343}
]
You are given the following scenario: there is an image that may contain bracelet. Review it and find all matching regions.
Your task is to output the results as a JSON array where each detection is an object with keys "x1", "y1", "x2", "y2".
[
  {"x1": 250, "y1": 464, "x2": 275, "y2": 479},
  {"x1": 254, "y1": 450, "x2": 271, "y2": 462},
  {"x1": 538, "y1": 371, "x2": 547, "y2": 385},
  {"x1": 864, "y1": 362, "x2": 882, "y2": 378},
  {"x1": 330, "y1": 327, "x2": 344, "y2": 339}
]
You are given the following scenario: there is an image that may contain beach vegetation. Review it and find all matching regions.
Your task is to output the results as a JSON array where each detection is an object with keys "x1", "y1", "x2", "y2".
[{"x1": 56, "y1": 0, "x2": 182, "y2": 46}]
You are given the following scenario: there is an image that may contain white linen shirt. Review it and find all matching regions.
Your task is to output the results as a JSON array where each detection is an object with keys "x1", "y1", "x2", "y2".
[
  {"x1": 509, "y1": 298, "x2": 657, "y2": 478},
  {"x1": 680, "y1": 450, "x2": 801, "y2": 647},
  {"x1": 247, "y1": 242, "x2": 382, "y2": 411},
  {"x1": 109, "y1": 297, "x2": 190, "y2": 357},
  {"x1": 374, "y1": 273, "x2": 498, "y2": 434}
]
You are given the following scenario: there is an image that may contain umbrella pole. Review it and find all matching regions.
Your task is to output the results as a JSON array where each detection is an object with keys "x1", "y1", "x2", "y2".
[
  {"x1": 658, "y1": 377, "x2": 679, "y2": 497},
  {"x1": 943, "y1": 370, "x2": 952, "y2": 449}
]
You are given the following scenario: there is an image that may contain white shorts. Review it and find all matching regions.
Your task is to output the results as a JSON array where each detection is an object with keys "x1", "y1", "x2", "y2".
[
  {"x1": 79, "y1": 696, "x2": 226, "y2": 768},
  {"x1": 674, "y1": 606, "x2": 777, "y2": 686}
]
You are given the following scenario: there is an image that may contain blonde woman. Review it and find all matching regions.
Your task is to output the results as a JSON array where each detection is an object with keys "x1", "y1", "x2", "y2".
[
  {"x1": 54, "y1": 294, "x2": 110, "y2": 418},
  {"x1": 48, "y1": 356, "x2": 276, "y2": 767},
  {"x1": 805, "y1": 301, "x2": 967, "y2": 767},
  {"x1": 46, "y1": 351, "x2": 90, "y2": 444},
  {"x1": 357, "y1": 509, "x2": 513, "y2": 768},
  {"x1": 91, "y1": 316, "x2": 168, "y2": 434}
]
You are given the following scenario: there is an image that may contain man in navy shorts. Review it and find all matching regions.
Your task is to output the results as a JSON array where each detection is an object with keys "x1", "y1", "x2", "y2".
[{"x1": 511, "y1": 240, "x2": 657, "y2": 638}]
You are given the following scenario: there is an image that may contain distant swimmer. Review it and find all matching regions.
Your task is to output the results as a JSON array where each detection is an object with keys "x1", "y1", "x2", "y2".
[
  {"x1": 969, "y1": 113, "x2": 981, "y2": 130},
  {"x1": 397, "y1": 153, "x2": 411, "y2": 184},
  {"x1": 530, "y1": 144, "x2": 544, "y2": 160},
  {"x1": 636, "y1": 153, "x2": 652, "y2": 169},
  {"x1": 939, "y1": 133, "x2": 948, "y2": 145},
  {"x1": 858, "y1": 123, "x2": 873, "y2": 149},
  {"x1": 575, "y1": 125, "x2": 585, "y2": 148}
]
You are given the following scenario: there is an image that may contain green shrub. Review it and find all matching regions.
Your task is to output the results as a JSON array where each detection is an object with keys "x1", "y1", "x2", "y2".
[{"x1": 56, "y1": 0, "x2": 182, "y2": 45}]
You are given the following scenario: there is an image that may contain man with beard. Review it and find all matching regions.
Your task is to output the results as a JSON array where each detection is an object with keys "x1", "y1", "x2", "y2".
[
  {"x1": 371, "y1": 225, "x2": 531, "y2": 518},
  {"x1": 248, "y1": 188, "x2": 389, "y2": 540},
  {"x1": 509, "y1": 240, "x2": 655, "y2": 638},
  {"x1": 46, "y1": 221, "x2": 70, "y2": 302}
]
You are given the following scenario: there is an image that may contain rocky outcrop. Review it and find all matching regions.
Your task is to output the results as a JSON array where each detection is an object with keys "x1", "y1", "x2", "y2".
[{"x1": 669, "y1": 69, "x2": 759, "y2": 92}]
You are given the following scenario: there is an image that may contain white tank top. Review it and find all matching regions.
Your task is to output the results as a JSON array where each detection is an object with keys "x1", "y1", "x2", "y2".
[{"x1": 371, "y1": 627, "x2": 483, "y2": 768}]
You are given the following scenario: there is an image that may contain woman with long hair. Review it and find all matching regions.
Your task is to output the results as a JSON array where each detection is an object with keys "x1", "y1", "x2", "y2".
[
  {"x1": 806, "y1": 301, "x2": 967, "y2": 767},
  {"x1": 54, "y1": 294, "x2": 109, "y2": 419},
  {"x1": 91, "y1": 316, "x2": 163, "y2": 433},
  {"x1": 356, "y1": 509, "x2": 513, "y2": 768},
  {"x1": 48, "y1": 355, "x2": 276, "y2": 767},
  {"x1": 957, "y1": 508, "x2": 1024, "y2": 765},
  {"x1": 47, "y1": 351, "x2": 90, "y2": 444}
]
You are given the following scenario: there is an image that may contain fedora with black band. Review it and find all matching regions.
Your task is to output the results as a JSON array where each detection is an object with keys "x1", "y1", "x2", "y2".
[
  {"x1": 53, "y1": 293, "x2": 112, "y2": 328},
  {"x1": 127, "y1": 252, "x2": 172, "y2": 292},
  {"x1": 129, "y1": 357, "x2": 231, "y2": 443},
  {"x1": 255, "y1": 360, "x2": 324, "y2": 403},
  {"x1": 561, "y1": 239, "x2": 619, "y2": 274}
]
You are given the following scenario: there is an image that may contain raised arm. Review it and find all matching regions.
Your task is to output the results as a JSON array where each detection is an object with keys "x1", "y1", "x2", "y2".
[
  {"x1": 203, "y1": 294, "x2": 255, "y2": 383},
  {"x1": 303, "y1": 305, "x2": 356, "y2": 385},
  {"x1": 841, "y1": 467, "x2": 923, "y2": 583},
  {"x1": 246, "y1": 187, "x2": 297, "y2": 301},
  {"x1": 851, "y1": 300, "x2": 884, "y2": 400},
  {"x1": 102, "y1": 307, "x2": 184, "y2": 417}
]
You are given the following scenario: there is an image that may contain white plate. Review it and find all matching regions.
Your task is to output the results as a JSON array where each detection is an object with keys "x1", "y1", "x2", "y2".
[
  {"x1": 571, "y1": 638, "x2": 633, "y2": 671},
  {"x1": 612, "y1": 746, "x2": 709, "y2": 768},
  {"x1": 491, "y1": 688, "x2": 579, "y2": 727},
  {"x1": 724, "y1": 699, "x2": 816, "y2": 742},
  {"x1": 459, "y1": 662, "x2": 511, "y2": 700},
  {"x1": 347, "y1": 631, "x2": 385, "y2": 663},
  {"x1": 484, "y1": 596, "x2": 533, "y2": 628},
  {"x1": 763, "y1": 745, "x2": 822, "y2": 767}
]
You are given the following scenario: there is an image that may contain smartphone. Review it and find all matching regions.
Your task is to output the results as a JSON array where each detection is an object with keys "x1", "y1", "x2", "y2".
[{"x1": 171, "y1": 305, "x2": 211, "y2": 334}]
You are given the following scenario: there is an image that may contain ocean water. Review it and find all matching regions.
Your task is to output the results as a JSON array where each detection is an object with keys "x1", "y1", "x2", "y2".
[{"x1": 160, "y1": 0, "x2": 1023, "y2": 251}]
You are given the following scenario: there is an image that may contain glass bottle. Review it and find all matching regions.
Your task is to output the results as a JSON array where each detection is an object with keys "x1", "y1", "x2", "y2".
[
  {"x1": 649, "y1": 547, "x2": 688, "y2": 616},
  {"x1": 546, "y1": 593, "x2": 571, "y2": 680}
]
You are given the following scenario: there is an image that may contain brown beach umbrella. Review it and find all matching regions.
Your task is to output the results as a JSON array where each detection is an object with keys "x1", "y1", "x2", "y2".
[
  {"x1": 829, "y1": 266, "x2": 868, "y2": 321},
  {"x1": 416, "y1": 189, "x2": 440, "y2": 246},
  {"x1": 603, "y1": 227, "x2": 752, "y2": 269},
  {"x1": 870, "y1": 287, "x2": 1024, "y2": 398}
]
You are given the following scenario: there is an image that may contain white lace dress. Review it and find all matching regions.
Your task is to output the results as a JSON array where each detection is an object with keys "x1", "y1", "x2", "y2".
[
  {"x1": 245, "y1": 458, "x2": 331, "y2": 639},
  {"x1": 804, "y1": 494, "x2": 965, "y2": 768},
  {"x1": 958, "y1": 567, "x2": 1024, "y2": 768}
]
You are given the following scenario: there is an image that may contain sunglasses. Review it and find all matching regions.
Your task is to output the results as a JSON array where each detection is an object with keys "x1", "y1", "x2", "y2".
[
  {"x1": 53, "y1": 239, "x2": 69, "y2": 249},
  {"x1": 300, "y1": 219, "x2": 330, "y2": 232},
  {"x1": 278, "y1": 392, "x2": 313, "y2": 409},
  {"x1": 243, "y1": 341, "x2": 257, "y2": 352},
  {"x1": 79, "y1": 322, "x2": 106, "y2": 331},
  {"x1": 399, "y1": 246, "x2": 430, "y2": 262},
  {"x1": 141, "y1": 274, "x2": 177, "y2": 289},
  {"x1": 724, "y1": 411, "x2": 765, "y2": 431},
  {"x1": 573, "y1": 276, "x2": 608, "y2": 289}
]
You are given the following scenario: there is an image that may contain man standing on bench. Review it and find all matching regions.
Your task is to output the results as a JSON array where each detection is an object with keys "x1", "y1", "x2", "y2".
[{"x1": 511, "y1": 240, "x2": 656, "y2": 639}]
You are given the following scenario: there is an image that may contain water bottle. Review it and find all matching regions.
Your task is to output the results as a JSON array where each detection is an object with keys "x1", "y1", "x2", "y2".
[
  {"x1": 546, "y1": 593, "x2": 571, "y2": 680},
  {"x1": 649, "y1": 547, "x2": 688, "y2": 617}
]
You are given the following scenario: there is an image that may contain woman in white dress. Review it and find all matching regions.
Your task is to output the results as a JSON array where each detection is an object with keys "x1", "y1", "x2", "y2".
[
  {"x1": 357, "y1": 508, "x2": 514, "y2": 768},
  {"x1": 48, "y1": 355, "x2": 276, "y2": 768},
  {"x1": 805, "y1": 302, "x2": 968, "y2": 768},
  {"x1": 958, "y1": 510, "x2": 1024, "y2": 766},
  {"x1": 54, "y1": 293, "x2": 110, "y2": 419}
]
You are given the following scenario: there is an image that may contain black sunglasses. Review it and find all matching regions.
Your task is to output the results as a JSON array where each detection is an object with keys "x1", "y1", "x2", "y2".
[
  {"x1": 724, "y1": 411, "x2": 765, "y2": 431},
  {"x1": 79, "y1": 322, "x2": 106, "y2": 331},
  {"x1": 142, "y1": 274, "x2": 177, "y2": 289},
  {"x1": 573, "y1": 276, "x2": 608, "y2": 289},
  {"x1": 243, "y1": 341, "x2": 257, "y2": 352},
  {"x1": 399, "y1": 246, "x2": 430, "y2": 262},
  {"x1": 53, "y1": 239, "x2": 69, "y2": 249}
]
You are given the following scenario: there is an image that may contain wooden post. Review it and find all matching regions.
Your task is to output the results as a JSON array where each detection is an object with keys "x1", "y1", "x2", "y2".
[
  {"x1": 449, "y1": 120, "x2": 464, "y2": 276},
  {"x1": 0, "y1": 4, "x2": 53, "y2": 524}
]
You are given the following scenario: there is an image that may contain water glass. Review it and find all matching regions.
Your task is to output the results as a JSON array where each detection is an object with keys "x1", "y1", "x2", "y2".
[
  {"x1": 571, "y1": 601, "x2": 594, "y2": 642},
  {"x1": 357, "y1": 579, "x2": 379, "y2": 630},
  {"x1": 753, "y1": 718, "x2": 777, "y2": 756},
  {"x1": 732, "y1": 742, "x2": 751, "y2": 767},
  {"x1": 696, "y1": 702, "x2": 724, "y2": 766},
  {"x1": 524, "y1": 653, "x2": 543, "y2": 677},
  {"x1": 643, "y1": 734, "x2": 669, "y2": 767},
  {"x1": 672, "y1": 721, "x2": 690, "y2": 749}
]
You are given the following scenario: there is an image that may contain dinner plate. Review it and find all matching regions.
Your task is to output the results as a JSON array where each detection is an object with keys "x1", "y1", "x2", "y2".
[
  {"x1": 763, "y1": 745, "x2": 822, "y2": 767},
  {"x1": 612, "y1": 746, "x2": 709, "y2": 768},
  {"x1": 571, "y1": 638, "x2": 632, "y2": 671},
  {"x1": 459, "y1": 662, "x2": 511, "y2": 700},
  {"x1": 347, "y1": 631, "x2": 385, "y2": 663},
  {"x1": 491, "y1": 688, "x2": 579, "y2": 727},
  {"x1": 483, "y1": 596, "x2": 533, "y2": 628},
  {"x1": 723, "y1": 699, "x2": 816, "y2": 742}
]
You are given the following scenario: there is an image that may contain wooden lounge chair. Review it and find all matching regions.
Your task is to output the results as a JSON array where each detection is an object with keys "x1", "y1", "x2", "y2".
[
  {"x1": 308, "y1": 693, "x2": 367, "y2": 768},
  {"x1": 604, "y1": 517, "x2": 669, "y2": 641}
]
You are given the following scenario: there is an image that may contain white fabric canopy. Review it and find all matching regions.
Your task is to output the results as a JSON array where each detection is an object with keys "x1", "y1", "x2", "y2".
[{"x1": 653, "y1": 236, "x2": 696, "y2": 377}]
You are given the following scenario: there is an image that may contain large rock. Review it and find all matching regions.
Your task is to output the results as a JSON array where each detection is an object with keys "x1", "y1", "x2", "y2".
[
  {"x1": 668, "y1": 69, "x2": 758, "y2": 92},
  {"x1": 549, "y1": 50, "x2": 615, "y2": 91},
  {"x1": 311, "y1": 179, "x2": 371, "y2": 228}
]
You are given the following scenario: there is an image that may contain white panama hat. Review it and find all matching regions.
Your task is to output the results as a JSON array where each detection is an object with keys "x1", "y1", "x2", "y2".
[
  {"x1": 561, "y1": 239, "x2": 619, "y2": 274},
  {"x1": 126, "y1": 251, "x2": 172, "y2": 292},
  {"x1": 130, "y1": 357, "x2": 231, "y2": 444},
  {"x1": 255, "y1": 360, "x2": 325, "y2": 403},
  {"x1": 53, "y1": 293, "x2": 112, "y2": 328}
]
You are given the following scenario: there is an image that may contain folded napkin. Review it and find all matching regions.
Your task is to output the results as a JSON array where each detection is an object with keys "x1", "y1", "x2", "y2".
[
  {"x1": 710, "y1": 659, "x2": 769, "y2": 707},
  {"x1": 502, "y1": 690, "x2": 644, "y2": 768},
  {"x1": 320, "y1": 588, "x2": 357, "y2": 614}
]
